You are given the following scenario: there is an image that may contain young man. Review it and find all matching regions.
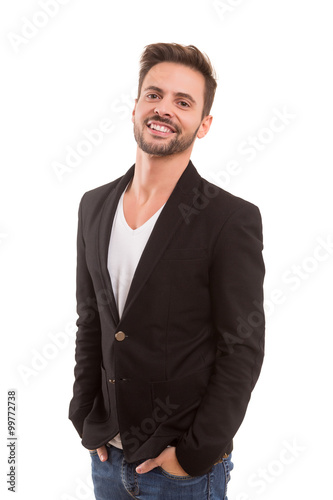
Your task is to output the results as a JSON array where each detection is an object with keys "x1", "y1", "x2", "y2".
[{"x1": 69, "y1": 43, "x2": 265, "y2": 499}]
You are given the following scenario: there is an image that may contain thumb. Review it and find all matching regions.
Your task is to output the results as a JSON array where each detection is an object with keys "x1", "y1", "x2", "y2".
[{"x1": 97, "y1": 445, "x2": 108, "y2": 462}]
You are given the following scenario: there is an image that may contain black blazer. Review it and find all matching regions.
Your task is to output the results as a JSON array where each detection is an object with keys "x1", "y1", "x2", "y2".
[{"x1": 68, "y1": 160, "x2": 265, "y2": 476}]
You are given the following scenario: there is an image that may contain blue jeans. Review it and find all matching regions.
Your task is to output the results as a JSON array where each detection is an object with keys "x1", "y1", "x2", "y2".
[{"x1": 90, "y1": 443, "x2": 233, "y2": 499}]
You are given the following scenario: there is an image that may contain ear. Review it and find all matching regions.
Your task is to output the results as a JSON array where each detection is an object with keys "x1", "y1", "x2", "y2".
[
  {"x1": 197, "y1": 115, "x2": 213, "y2": 139},
  {"x1": 131, "y1": 99, "x2": 138, "y2": 124}
]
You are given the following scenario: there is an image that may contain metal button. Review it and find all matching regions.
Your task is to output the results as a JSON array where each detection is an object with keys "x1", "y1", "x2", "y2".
[
  {"x1": 108, "y1": 379, "x2": 116, "y2": 384},
  {"x1": 115, "y1": 331, "x2": 126, "y2": 341}
]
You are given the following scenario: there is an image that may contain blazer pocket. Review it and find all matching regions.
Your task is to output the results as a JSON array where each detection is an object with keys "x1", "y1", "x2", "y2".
[
  {"x1": 161, "y1": 247, "x2": 208, "y2": 261},
  {"x1": 85, "y1": 365, "x2": 110, "y2": 423}
]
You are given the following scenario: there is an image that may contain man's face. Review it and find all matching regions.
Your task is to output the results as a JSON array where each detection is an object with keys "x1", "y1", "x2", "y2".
[{"x1": 132, "y1": 62, "x2": 211, "y2": 157}]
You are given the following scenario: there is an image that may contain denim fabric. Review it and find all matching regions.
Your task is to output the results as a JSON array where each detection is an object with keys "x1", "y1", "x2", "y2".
[{"x1": 90, "y1": 443, "x2": 233, "y2": 499}]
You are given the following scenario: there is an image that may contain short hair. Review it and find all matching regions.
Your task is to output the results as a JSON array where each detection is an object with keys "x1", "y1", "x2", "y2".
[{"x1": 137, "y1": 43, "x2": 218, "y2": 119}]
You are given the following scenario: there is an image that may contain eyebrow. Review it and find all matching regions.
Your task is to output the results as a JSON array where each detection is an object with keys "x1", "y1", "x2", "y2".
[{"x1": 143, "y1": 85, "x2": 197, "y2": 105}]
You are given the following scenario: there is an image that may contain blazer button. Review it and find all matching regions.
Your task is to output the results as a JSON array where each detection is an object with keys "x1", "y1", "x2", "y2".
[
  {"x1": 115, "y1": 331, "x2": 126, "y2": 341},
  {"x1": 108, "y1": 379, "x2": 116, "y2": 384}
]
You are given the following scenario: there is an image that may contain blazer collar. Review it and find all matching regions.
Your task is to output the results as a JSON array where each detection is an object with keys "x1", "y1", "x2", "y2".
[{"x1": 97, "y1": 159, "x2": 202, "y2": 326}]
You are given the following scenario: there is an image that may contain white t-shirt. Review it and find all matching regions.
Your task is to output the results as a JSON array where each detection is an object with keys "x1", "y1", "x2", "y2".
[{"x1": 107, "y1": 182, "x2": 166, "y2": 448}]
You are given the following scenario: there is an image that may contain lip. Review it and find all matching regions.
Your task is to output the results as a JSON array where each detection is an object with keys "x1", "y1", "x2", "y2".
[{"x1": 147, "y1": 120, "x2": 176, "y2": 134}]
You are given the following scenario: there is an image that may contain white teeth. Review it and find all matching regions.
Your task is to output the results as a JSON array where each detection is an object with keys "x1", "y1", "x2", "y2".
[{"x1": 149, "y1": 123, "x2": 173, "y2": 133}]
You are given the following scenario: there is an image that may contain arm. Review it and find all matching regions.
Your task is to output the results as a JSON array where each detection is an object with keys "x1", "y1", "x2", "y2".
[
  {"x1": 175, "y1": 203, "x2": 265, "y2": 476},
  {"x1": 68, "y1": 194, "x2": 103, "y2": 438}
]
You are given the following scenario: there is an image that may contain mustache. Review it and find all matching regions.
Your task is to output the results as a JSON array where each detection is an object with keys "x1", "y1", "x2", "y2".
[{"x1": 145, "y1": 117, "x2": 179, "y2": 133}]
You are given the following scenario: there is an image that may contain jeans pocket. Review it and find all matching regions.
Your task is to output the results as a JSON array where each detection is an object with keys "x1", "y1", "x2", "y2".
[
  {"x1": 88, "y1": 449, "x2": 98, "y2": 456},
  {"x1": 158, "y1": 466, "x2": 194, "y2": 481}
]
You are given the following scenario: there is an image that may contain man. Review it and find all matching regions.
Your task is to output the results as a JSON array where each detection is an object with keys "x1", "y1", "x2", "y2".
[{"x1": 69, "y1": 42, "x2": 265, "y2": 499}]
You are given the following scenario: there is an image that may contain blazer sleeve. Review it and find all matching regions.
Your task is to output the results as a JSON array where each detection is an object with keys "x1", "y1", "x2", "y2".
[
  {"x1": 175, "y1": 202, "x2": 265, "y2": 476},
  {"x1": 68, "y1": 194, "x2": 103, "y2": 438}
]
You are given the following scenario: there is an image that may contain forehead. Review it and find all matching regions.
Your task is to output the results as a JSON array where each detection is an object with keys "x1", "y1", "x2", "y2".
[{"x1": 141, "y1": 62, "x2": 205, "y2": 104}]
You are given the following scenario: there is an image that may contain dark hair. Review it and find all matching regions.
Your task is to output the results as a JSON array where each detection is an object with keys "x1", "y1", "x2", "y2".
[{"x1": 137, "y1": 43, "x2": 218, "y2": 119}]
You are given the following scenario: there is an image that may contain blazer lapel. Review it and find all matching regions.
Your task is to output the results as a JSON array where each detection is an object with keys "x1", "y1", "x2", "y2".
[
  {"x1": 97, "y1": 164, "x2": 135, "y2": 325},
  {"x1": 97, "y1": 160, "x2": 202, "y2": 326}
]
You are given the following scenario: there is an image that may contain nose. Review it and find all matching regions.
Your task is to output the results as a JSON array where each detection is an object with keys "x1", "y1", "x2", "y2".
[{"x1": 154, "y1": 98, "x2": 174, "y2": 118}]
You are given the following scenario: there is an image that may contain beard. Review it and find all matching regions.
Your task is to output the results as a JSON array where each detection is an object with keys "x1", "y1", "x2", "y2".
[{"x1": 133, "y1": 118, "x2": 201, "y2": 157}]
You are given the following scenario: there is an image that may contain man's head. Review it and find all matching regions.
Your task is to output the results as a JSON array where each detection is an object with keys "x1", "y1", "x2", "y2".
[
  {"x1": 132, "y1": 43, "x2": 217, "y2": 158},
  {"x1": 137, "y1": 43, "x2": 217, "y2": 120}
]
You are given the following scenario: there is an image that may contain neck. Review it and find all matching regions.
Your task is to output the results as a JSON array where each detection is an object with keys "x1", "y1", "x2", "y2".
[{"x1": 127, "y1": 147, "x2": 193, "y2": 204}]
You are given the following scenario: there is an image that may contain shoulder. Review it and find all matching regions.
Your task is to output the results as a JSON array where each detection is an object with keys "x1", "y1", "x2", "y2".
[
  {"x1": 196, "y1": 171, "x2": 262, "y2": 229},
  {"x1": 78, "y1": 175, "x2": 123, "y2": 218},
  {"x1": 82, "y1": 175, "x2": 122, "y2": 203}
]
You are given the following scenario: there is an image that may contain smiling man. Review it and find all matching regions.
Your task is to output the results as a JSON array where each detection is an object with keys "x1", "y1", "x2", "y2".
[{"x1": 69, "y1": 42, "x2": 265, "y2": 500}]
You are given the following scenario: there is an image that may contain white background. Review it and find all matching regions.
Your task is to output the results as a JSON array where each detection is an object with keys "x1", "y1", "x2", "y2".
[{"x1": 1, "y1": 0, "x2": 332, "y2": 498}]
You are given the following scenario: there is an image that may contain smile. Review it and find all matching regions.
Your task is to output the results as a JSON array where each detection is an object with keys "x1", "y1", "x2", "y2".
[{"x1": 147, "y1": 121, "x2": 176, "y2": 136}]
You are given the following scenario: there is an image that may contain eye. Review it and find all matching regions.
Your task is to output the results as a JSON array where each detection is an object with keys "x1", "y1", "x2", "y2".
[
  {"x1": 146, "y1": 93, "x2": 159, "y2": 99},
  {"x1": 178, "y1": 101, "x2": 190, "y2": 108}
]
